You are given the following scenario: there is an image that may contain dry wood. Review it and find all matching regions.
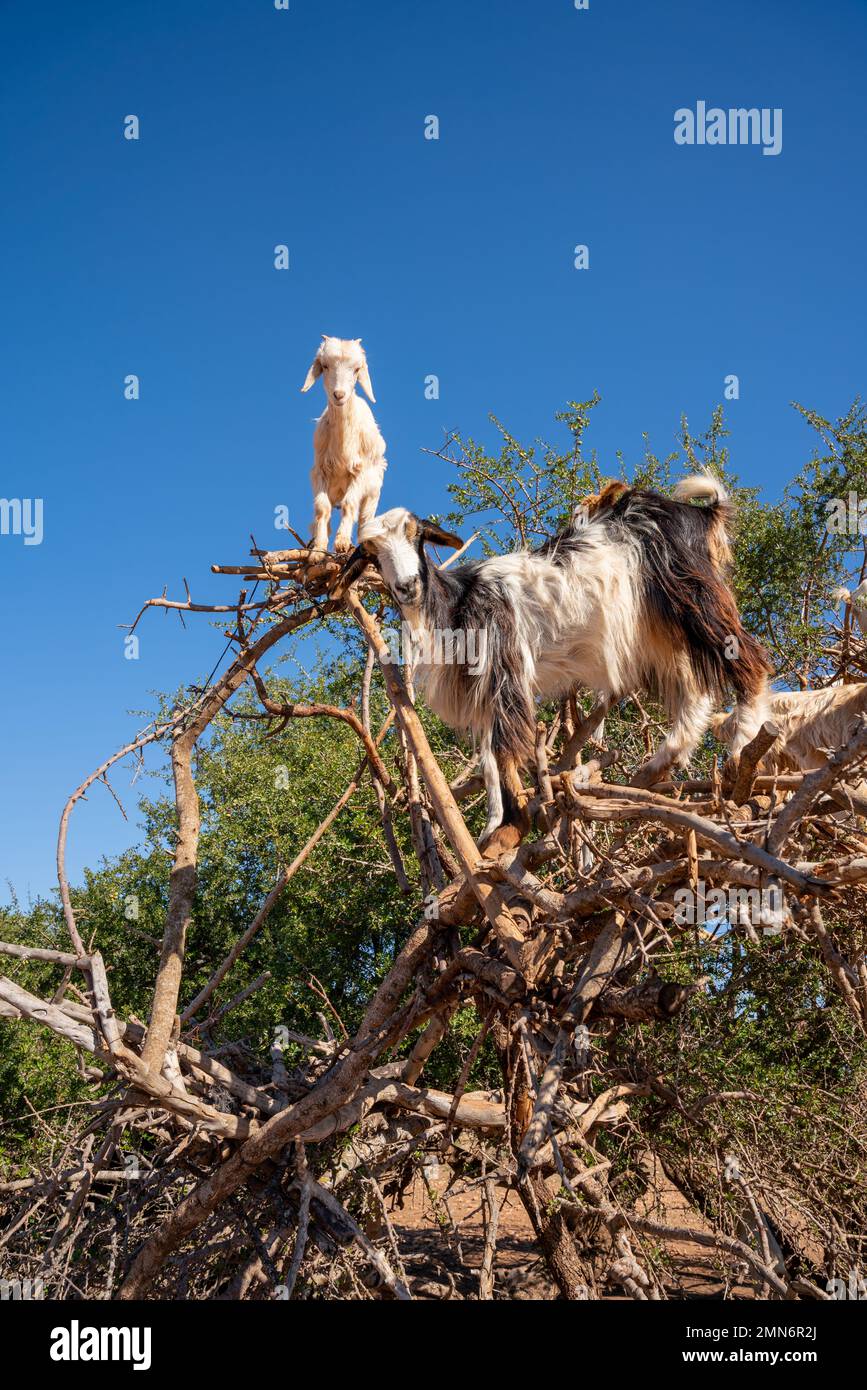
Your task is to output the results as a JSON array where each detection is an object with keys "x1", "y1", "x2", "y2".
[
  {"x1": 3, "y1": 536, "x2": 864, "y2": 1305},
  {"x1": 730, "y1": 721, "x2": 780, "y2": 804}
]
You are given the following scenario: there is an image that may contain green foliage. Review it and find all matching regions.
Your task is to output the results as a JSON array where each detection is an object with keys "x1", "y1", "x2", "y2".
[
  {"x1": 3, "y1": 393, "x2": 866, "y2": 1183},
  {"x1": 601, "y1": 933, "x2": 867, "y2": 1239},
  {"x1": 0, "y1": 899, "x2": 93, "y2": 1168},
  {"x1": 443, "y1": 393, "x2": 606, "y2": 552},
  {"x1": 444, "y1": 394, "x2": 867, "y2": 687}
]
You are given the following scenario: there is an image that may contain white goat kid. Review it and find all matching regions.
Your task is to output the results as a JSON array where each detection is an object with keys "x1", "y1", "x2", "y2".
[
  {"x1": 712, "y1": 684, "x2": 867, "y2": 773},
  {"x1": 301, "y1": 336, "x2": 387, "y2": 554}
]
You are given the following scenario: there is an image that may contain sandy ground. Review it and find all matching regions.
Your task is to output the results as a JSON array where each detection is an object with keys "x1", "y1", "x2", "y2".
[
  {"x1": 387, "y1": 1160, "x2": 756, "y2": 1300},
  {"x1": 390, "y1": 1166, "x2": 554, "y2": 1299}
]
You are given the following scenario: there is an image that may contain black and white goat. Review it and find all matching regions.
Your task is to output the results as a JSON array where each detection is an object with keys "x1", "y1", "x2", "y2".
[{"x1": 355, "y1": 478, "x2": 772, "y2": 842}]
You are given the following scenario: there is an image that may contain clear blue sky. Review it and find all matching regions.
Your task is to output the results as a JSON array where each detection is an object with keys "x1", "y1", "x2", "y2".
[{"x1": 1, "y1": 0, "x2": 865, "y2": 904}]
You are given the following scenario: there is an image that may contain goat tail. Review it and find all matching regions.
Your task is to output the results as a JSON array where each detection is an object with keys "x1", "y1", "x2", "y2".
[
  {"x1": 674, "y1": 473, "x2": 729, "y2": 506},
  {"x1": 674, "y1": 472, "x2": 734, "y2": 572}
]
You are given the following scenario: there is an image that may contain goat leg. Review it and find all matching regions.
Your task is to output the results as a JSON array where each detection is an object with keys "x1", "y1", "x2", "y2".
[
  {"x1": 311, "y1": 480, "x2": 331, "y2": 554},
  {"x1": 480, "y1": 756, "x2": 530, "y2": 859},
  {"x1": 334, "y1": 471, "x2": 375, "y2": 553}
]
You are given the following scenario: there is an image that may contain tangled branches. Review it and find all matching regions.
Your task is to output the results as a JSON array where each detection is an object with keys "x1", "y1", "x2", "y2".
[{"x1": 1, "y1": 539, "x2": 866, "y2": 1302}]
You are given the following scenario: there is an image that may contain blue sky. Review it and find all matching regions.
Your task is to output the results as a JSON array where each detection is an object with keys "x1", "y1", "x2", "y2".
[{"x1": 1, "y1": 0, "x2": 865, "y2": 904}]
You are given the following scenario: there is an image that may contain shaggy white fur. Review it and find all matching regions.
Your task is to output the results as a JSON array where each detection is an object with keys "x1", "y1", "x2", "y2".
[
  {"x1": 712, "y1": 683, "x2": 867, "y2": 773},
  {"x1": 301, "y1": 336, "x2": 386, "y2": 554},
  {"x1": 361, "y1": 492, "x2": 768, "y2": 837}
]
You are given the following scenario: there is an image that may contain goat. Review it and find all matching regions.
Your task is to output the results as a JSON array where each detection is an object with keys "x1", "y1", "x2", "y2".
[
  {"x1": 301, "y1": 336, "x2": 387, "y2": 554},
  {"x1": 355, "y1": 477, "x2": 771, "y2": 844},
  {"x1": 711, "y1": 683, "x2": 867, "y2": 773}
]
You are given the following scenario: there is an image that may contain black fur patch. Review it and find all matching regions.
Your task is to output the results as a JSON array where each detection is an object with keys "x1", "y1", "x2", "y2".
[
  {"x1": 526, "y1": 487, "x2": 768, "y2": 703},
  {"x1": 550, "y1": 488, "x2": 769, "y2": 701},
  {"x1": 606, "y1": 490, "x2": 769, "y2": 700},
  {"x1": 419, "y1": 553, "x2": 536, "y2": 764}
]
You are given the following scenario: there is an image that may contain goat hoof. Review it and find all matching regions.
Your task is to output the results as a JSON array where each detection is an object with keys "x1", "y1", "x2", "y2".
[
  {"x1": 333, "y1": 535, "x2": 353, "y2": 555},
  {"x1": 479, "y1": 823, "x2": 524, "y2": 859},
  {"x1": 630, "y1": 765, "x2": 666, "y2": 789}
]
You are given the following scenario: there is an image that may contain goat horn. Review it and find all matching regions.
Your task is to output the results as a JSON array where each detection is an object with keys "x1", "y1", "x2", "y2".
[{"x1": 418, "y1": 520, "x2": 464, "y2": 550}]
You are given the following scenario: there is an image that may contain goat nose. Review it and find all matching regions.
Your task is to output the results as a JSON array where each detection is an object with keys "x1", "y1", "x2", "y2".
[{"x1": 332, "y1": 389, "x2": 346, "y2": 401}]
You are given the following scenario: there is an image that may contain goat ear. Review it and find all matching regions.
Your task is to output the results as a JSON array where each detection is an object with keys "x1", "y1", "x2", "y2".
[
  {"x1": 418, "y1": 519, "x2": 463, "y2": 551},
  {"x1": 357, "y1": 360, "x2": 375, "y2": 403},
  {"x1": 301, "y1": 356, "x2": 323, "y2": 393}
]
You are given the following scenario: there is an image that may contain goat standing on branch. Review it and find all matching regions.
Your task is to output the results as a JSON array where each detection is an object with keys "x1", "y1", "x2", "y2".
[
  {"x1": 712, "y1": 682, "x2": 867, "y2": 773},
  {"x1": 302, "y1": 336, "x2": 387, "y2": 554},
  {"x1": 355, "y1": 477, "x2": 771, "y2": 844}
]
